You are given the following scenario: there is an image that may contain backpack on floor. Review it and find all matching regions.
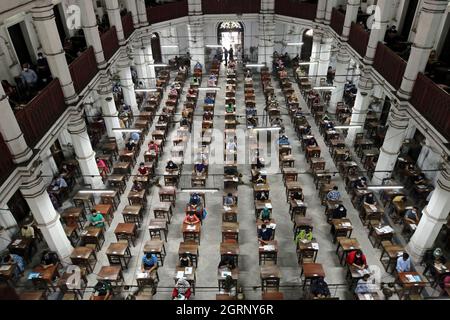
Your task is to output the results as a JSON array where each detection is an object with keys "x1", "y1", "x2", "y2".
[{"x1": 310, "y1": 277, "x2": 330, "y2": 297}]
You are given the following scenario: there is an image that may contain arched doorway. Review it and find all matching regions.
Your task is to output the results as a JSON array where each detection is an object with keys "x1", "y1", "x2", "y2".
[
  {"x1": 151, "y1": 32, "x2": 162, "y2": 63},
  {"x1": 217, "y1": 21, "x2": 244, "y2": 60},
  {"x1": 301, "y1": 29, "x2": 313, "y2": 61}
]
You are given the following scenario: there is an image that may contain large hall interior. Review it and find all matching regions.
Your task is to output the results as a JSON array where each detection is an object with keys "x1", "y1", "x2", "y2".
[{"x1": 0, "y1": 0, "x2": 449, "y2": 301}]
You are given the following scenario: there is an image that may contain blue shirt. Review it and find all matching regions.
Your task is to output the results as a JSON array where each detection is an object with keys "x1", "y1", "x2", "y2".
[
  {"x1": 278, "y1": 137, "x2": 289, "y2": 145},
  {"x1": 131, "y1": 132, "x2": 140, "y2": 141},
  {"x1": 142, "y1": 254, "x2": 157, "y2": 268},
  {"x1": 396, "y1": 256, "x2": 411, "y2": 272},
  {"x1": 204, "y1": 97, "x2": 214, "y2": 104},
  {"x1": 327, "y1": 190, "x2": 341, "y2": 201},
  {"x1": 258, "y1": 228, "x2": 273, "y2": 241},
  {"x1": 405, "y1": 209, "x2": 418, "y2": 220}
]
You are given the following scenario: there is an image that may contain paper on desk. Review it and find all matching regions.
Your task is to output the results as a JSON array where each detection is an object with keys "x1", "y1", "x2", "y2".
[
  {"x1": 357, "y1": 269, "x2": 371, "y2": 276},
  {"x1": 341, "y1": 222, "x2": 352, "y2": 227},
  {"x1": 12, "y1": 239, "x2": 21, "y2": 246},
  {"x1": 406, "y1": 274, "x2": 417, "y2": 282},
  {"x1": 364, "y1": 294, "x2": 373, "y2": 300},
  {"x1": 311, "y1": 243, "x2": 319, "y2": 250},
  {"x1": 184, "y1": 267, "x2": 193, "y2": 275},
  {"x1": 187, "y1": 225, "x2": 196, "y2": 231},
  {"x1": 369, "y1": 204, "x2": 378, "y2": 212},
  {"x1": 296, "y1": 200, "x2": 304, "y2": 206},
  {"x1": 265, "y1": 203, "x2": 272, "y2": 209},
  {"x1": 176, "y1": 271, "x2": 185, "y2": 279},
  {"x1": 136, "y1": 272, "x2": 148, "y2": 279},
  {"x1": 264, "y1": 245, "x2": 275, "y2": 251},
  {"x1": 221, "y1": 271, "x2": 232, "y2": 278},
  {"x1": 269, "y1": 223, "x2": 277, "y2": 229},
  {"x1": 410, "y1": 224, "x2": 417, "y2": 230},
  {"x1": 0, "y1": 265, "x2": 11, "y2": 271}
]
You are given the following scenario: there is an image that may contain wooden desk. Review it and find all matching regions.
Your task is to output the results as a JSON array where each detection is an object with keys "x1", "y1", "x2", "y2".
[
  {"x1": 296, "y1": 240, "x2": 319, "y2": 265},
  {"x1": 159, "y1": 186, "x2": 177, "y2": 203},
  {"x1": 107, "y1": 175, "x2": 126, "y2": 194},
  {"x1": 122, "y1": 205, "x2": 144, "y2": 227},
  {"x1": 289, "y1": 199, "x2": 307, "y2": 220},
  {"x1": 282, "y1": 167, "x2": 298, "y2": 183},
  {"x1": 114, "y1": 223, "x2": 137, "y2": 247},
  {"x1": 260, "y1": 265, "x2": 281, "y2": 292},
  {"x1": 330, "y1": 219, "x2": 353, "y2": 243},
  {"x1": 97, "y1": 266, "x2": 124, "y2": 288},
  {"x1": 80, "y1": 227, "x2": 105, "y2": 251},
  {"x1": 8, "y1": 237, "x2": 33, "y2": 262},
  {"x1": 70, "y1": 246, "x2": 97, "y2": 273},
  {"x1": 128, "y1": 190, "x2": 147, "y2": 206},
  {"x1": 380, "y1": 242, "x2": 404, "y2": 273},
  {"x1": 175, "y1": 266, "x2": 197, "y2": 295},
  {"x1": 301, "y1": 263, "x2": 325, "y2": 289},
  {"x1": 106, "y1": 242, "x2": 131, "y2": 270},
  {"x1": 361, "y1": 203, "x2": 384, "y2": 225},
  {"x1": 182, "y1": 223, "x2": 201, "y2": 244},
  {"x1": 220, "y1": 242, "x2": 240, "y2": 267},
  {"x1": 153, "y1": 203, "x2": 173, "y2": 223},
  {"x1": 19, "y1": 291, "x2": 46, "y2": 300},
  {"x1": 368, "y1": 221, "x2": 394, "y2": 248},
  {"x1": 397, "y1": 272, "x2": 427, "y2": 299},
  {"x1": 293, "y1": 216, "x2": 313, "y2": 238},
  {"x1": 217, "y1": 267, "x2": 239, "y2": 290},
  {"x1": 285, "y1": 181, "x2": 303, "y2": 201},
  {"x1": 61, "y1": 207, "x2": 85, "y2": 229},
  {"x1": 336, "y1": 238, "x2": 361, "y2": 266},
  {"x1": 31, "y1": 264, "x2": 59, "y2": 292},
  {"x1": 178, "y1": 242, "x2": 199, "y2": 267},
  {"x1": 94, "y1": 204, "x2": 114, "y2": 225},
  {"x1": 148, "y1": 219, "x2": 168, "y2": 241},
  {"x1": 262, "y1": 291, "x2": 284, "y2": 300},
  {"x1": 112, "y1": 162, "x2": 131, "y2": 179},
  {"x1": 258, "y1": 240, "x2": 278, "y2": 265},
  {"x1": 144, "y1": 239, "x2": 166, "y2": 266},
  {"x1": 222, "y1": 222, "x2": 239, "y2": 242}
]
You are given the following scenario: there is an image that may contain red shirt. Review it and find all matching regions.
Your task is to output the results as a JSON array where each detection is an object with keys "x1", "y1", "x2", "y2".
[
  {"x1": 138, "y1": 167, "x2": 148, "y2": 175},
  {"x1": 346, "y1": 250, "x2": 367, "y2": 267}
]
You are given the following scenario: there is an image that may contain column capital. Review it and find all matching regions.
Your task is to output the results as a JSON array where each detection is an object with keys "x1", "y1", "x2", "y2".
[
  {"x1": 436, "y1": 162, "x2": 450, "y2": 192},
  {"x1": 20, "y1": 171, "x2": 47, "y2": 199}
]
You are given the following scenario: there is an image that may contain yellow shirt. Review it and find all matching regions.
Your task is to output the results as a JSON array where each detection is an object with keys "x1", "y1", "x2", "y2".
[
  {"x1": 392, "y1": 196, "x2": 404, "y2": 204},
  {"x1": 21, "y1": 226, "x2": 35, "y2": 238}
]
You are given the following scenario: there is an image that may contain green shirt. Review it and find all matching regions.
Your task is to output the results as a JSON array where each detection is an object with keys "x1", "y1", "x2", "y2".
[
  {"x1": 90, "y1": 213, "x2": 105, "y2": 228},
  {"x1": 226, "y1": 105, "x2": 234, "y2": 113},
  {"x1": 261, "y1": 207, "x2": 271, "y2": 220}
]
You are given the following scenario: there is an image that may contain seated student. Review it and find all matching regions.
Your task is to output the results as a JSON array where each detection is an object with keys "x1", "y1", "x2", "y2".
[
  {"x1": 218, "y1": 255, "x2": 236, "y2": 270},
  {"x1": 331, "y1": 204, "x2": 347, "y2": 220},
  {"x1": 130, "y1": 131, "x2": 140, "y2": 142},
  {"x1": 363, "y1": 193, "x2": 375, "y2": 205},
  {"x1": 169, "y1": 86, "x2": 178, "y2": 96},
  {"x1": 21, "y1": 225, "x2": 35, "y2": 240},
  {"x1": 166, "y1": 160, "x2": 178, "y2": 171},
  {"x1": 40, "y1": 250, "x2": 59, "y2": 269},
  {"x1": 194, "y1": 162, "x2": 206, "y2": 176},
  {"x1": 203, "y1": 111, "x2": 213, "y2": 121},
  {"x1": 396, "y1": 252, "x2": 411, "y2": 273},
  {"x1": 141, "y1": 253, "x2": 158, "y2": 278},
  {"x1": 306, "y1": 136, "x2": 318, "y2": 147},
  {"x1": 278, "y1": 135, "x2": 290, "y2": 145},
  {"x1": 184, "y1": 212, "x2": 200, "y2": 225},
  {"x1": 291, "y1": 190, "x2": 304, "y2": 201},
  {"x1": 255, "y1": 174, "x2": 266, "y2": 185},
  {"x1": 189, "y1": 193, "x2": 202, "y2": 207},
  {"x1": 355, "y1": 274, "x2": 372, "y2": 294},
  {"x1": 179, "y1": 253, "x2": 192, "y2": 267},
  {"x1": 247, "y1": 115, "x2": 257, "y2": 128},
  {"x1": 89, "y1": 209, "x2": 105, "y2": 228},
  {"x1": 260, "y1": 205, "x2": 271, "y2": 221},
  {"x1": 2, "y1": 254, "x2": 25, "y2": 279},
  {"x1": 310, "y1": 277, "x2": 331, "y2": 299},
  {"x1": 346, "y1": 249, "x2": 368, "y2": 270},
  {"x1": 51, "y1": 175, "x2": 68, "y2": 190},
  {"x1": 324, "y1": 120, "x2": 334, "y2": 130},
  {"x1": 125, "y1": 138, "x2": 136, "y2": 151},
  {"x1": 355, "y1": 177, "x2": 368, "y2": 190},
  {"x1": 226, "y1": 139, "x2": 237, "y2": 152},
  {"x1": 131, "y1": 180, "x2": 143, "y2": 192},
  {"x1": 191, "y1": 77, "x2": 199, "y2": 86},
  {"x1": 413, "y1": 173, "x2": 426, "y2": 185},
  {"x1": 148, "y1": 140, "x2": 159, "y2": 155},
  {"x1": 294, "y1": 227, "x2": 313, "y2": 244},
  {"x1": 224, "y1": 193, "x2": 235, "y2": 206},
  {"x1": 172, "y1": 277, "x2": 192, "y2": 300},
  {"x1": 404, "y1": 206, "x2": 420, "y2": 224},
  {"x1": 138, "y1": 162, "x2": 148, "y2": 176},
  {"x1": 225, "y1": 103, "x2": 234, "y2": 113},
  {"x1": 90, "y1": 281, "x2": 112, "y2": 300},
  {"x1": 256, "y1": 191, "x2": 269, "y2": 201},
  {"x1": 326, "y1": 186, "x2": 341, "y2": 201},
  {"x1": 194, "y1": 62, "x2": 202, "y2": 70},
  {"x1": 96, "y1": 157, "x2": 108, "y2": 178},
  {"x1": 187, "y1": 87, "x2": 196, "y2": 96},
  {"x1": 304, "y1": 126, "x2": 312, "y2": 136},
  {"x1": 392, "y1": 195, "x2": 407, "y2": 206},
  {"x1": 258, "y1": 224, "x2": 274, "y2": 245},
  {"x1": 180, "y1": 117, "x2": 190, "y2": 127},
  {"x1": 255, "y1": 155, "x2": 265, "y2": 169}
]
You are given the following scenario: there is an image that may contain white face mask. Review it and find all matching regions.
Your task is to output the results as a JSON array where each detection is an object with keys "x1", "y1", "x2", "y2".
[{"x1": 24, "y1": 68, "x2": 28, "y2": 71}]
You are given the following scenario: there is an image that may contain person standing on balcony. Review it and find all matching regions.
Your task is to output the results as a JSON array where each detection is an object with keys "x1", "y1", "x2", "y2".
[
  {"x1": 20, "y1": 63, "x2": 38, "y2": 98},
  {"x1": 36, "y1": 52, "x2": 51, "y2": 88}
]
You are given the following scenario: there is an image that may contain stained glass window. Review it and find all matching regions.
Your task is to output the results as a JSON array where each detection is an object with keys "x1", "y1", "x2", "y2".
[{"x1": 219, "y1": 21, "x2": 243, "y2": 31}]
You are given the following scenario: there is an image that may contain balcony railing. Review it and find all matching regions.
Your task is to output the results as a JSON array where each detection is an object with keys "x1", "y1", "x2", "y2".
[
  {"x1": 101, "y1": 26, "x2": 120, "y2": 61},
  {"x1": 147, "y1": 0, "x2": 189, "y2": 24},
  {"x1": 348, "y1": 22, "x2": 369, "y2": 58},
  {"x1": 202, "y1": 0, "x2": 261, "y2": 14},
  {"x1": 15, "y1": 79, "x2": 66, "y2": 148},
  {"x1": 0, "y1": 135, "x2": 15, "y2": 185},
  {"x1": 411, "y1": 73, "x2": 450, "y2": 141},
  {"x1": 373, "y1": 42, "x2": 407, "y2": 90},
  {"x1": 69, "y1": 47, "x2": 98, "y2": 94},
  {"x1": 330, "y1": 8, "x2": 345, "y2": 36},
  {"x1": 122, "y1": 12, "x2": 135, "y2": 40},
  {"x1": 274, "y1": 0, "x2": 317, "y2": 21}
]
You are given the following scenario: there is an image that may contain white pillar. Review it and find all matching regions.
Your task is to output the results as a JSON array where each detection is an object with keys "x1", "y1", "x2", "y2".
[
  {"x1": 346, "y1": 71, "x2": 374, "y2": 145},
  {"x1": 118, "y1": 52, "x2": 139, "y2": 115},
  {"x1": 31, "y1": 1, "x2": 78, "y2": 104},
  {"x1": 284, "y1": 25, "x2": 302, "y2": 57},
  {"x1": 187, "y1": 18, "x2": 205, "y2": 72},
  {"x1": 68, "y1": 115, "x2": 104, "y2": 189},
  {"x1": 136, "y1": 0, "x2": 149, "y2": 27},
  {"x1": 41, "y1": 148, "x2": 58, "y2": 185},
  {"x1": 363, "y1": 0, "x2": 391, "y2": 64},
  {"x1": 257, "y1": 14, "x2": 275, "y2": 71},
  {"x1": 142, "y1": 36, "x2": 156, "y2": 88},
  {"x1": 407, "y1": 164, "x2": 450, "y2": 261},
  {"x1": 125, "y1": 0, "x2": 140, "y2": 28},
  {"x1": 397, "y1": 0, "x2": 447, "y2": 99},
  {"x1": 0, "y1": 86, "x2": 33, "y2": 164},
  {"x1": 328, "y1": 47, "x2": 350, "y2": 113},
  {"x1": 105, "y1": 0, "x2": 125, "y2": 45},
  {"x1": 0, "y1": 205, "x2": 18, "y2": 238},
  {"x1": 133, "y1": 43, "x2": 149, "y2": 88},
  {"x1": 316, "y1": 36, "x2": 332, "y2": 86},
  {"x1": 99, "y1": 77, "x2": 124, "y2": 148},
  {"x1": 308, "y1": 31, "x2": 322, "y2": 79},
  {"x1": 20, "y1": 173, "x2": 73, "y2": 261},
  {"x1": 160, "y1": 28, "x2": 180, "y2": 63},
  {"x1": 371, "y1": 103, "x2": 409, "y2": 185},
  {"x1": 80, "y1": 0, "x2": 107, "y2": 68},
  {"x1": 342, "y1": 0, "x2": 360, "y2": 40},
  {"x1": 316, "y1": 0, "x2": 327, "y2": 23},
  {"x1": 325, "y1": 0, "x2": 337, "y2": 25}
]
